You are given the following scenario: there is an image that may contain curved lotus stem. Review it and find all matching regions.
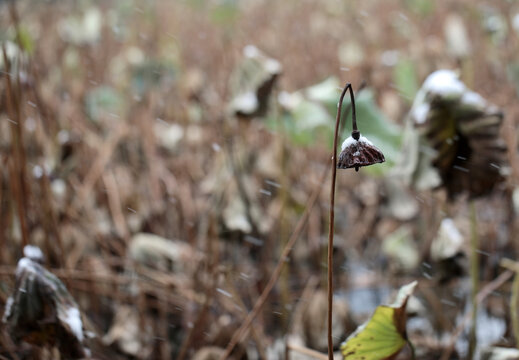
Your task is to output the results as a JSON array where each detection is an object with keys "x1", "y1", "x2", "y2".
[
  {"x1": 327, "y1": 83, "x2": 353, "y2": 360},
  {"x1": 328, "y1": 83, "x2": 385, "y2": 359}
]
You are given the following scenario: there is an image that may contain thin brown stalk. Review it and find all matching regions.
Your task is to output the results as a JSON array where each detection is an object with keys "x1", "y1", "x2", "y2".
[
  {"x1": 0, "y1": 159, "x2": 5, "y2": 265},
  {"x1": 285, "y1": 276, "x2": 320, "y2": 360},
  {"x1": 176, "y1": 217, "x2": 219, "y2": 360},
  {"x1": 287, "y1": 342, "x2": 328, "y2": 360},
  {"x1": 28, "y1": 60, "x2": 56, "y2": 136},
  {"x1": 219, "y1": 165, "x2": 329, "y2": 360},
  {"x1": 72, "y1": 125, "x2": 128, "y2": 217},
  {"x1": 8, "y1": 2, "x2": 21, "y2": 43},
  {"x1": 287, "y1": 275, "x2": 319, "y2": 335},
  {"x1": 7, "y1": 157, "x2": 28, "y2": 250},
  {"x1": 38, "y1": 173, "x2": 65, "y2": 268},
  {"x1": 159, "y1": 293, "x2": 172, "y2": 360},
  {"x1": 10, "y1": 19, "x2": 31, "y2": 236},
  {"x1": 224, "y1": 277, "x2": 268, "y2": 360},
  {"x1": 500, "y1": 258, "x2": 519, "y2": 346},
  {"x1": 327, "y1": 83, "x2": 355, "y2": 359},
  {"x1": 419, "y1": 286, "x2": 451, "y2": 332},
  {"x1": 2, "y1": 47, "x2": 29, "y2": 250},
  {"x1": 137, "y1": 95, "x2": 162, "y2": 207},
  {"x1": 512, "y1": 273, "x2": 519, "y2": 347},
  {"x1": 225, "y1": 136, "x2": 259, "y2": 235},
  {"x1": 467, "y1": 201, "x2": 479, "y2": 359},
  {"x1": 176, "y1": 181, "x2": 198, "y2": 246},
  {"x1": 174, "y1": 289, "x2": 213, "y2": 358},
  {"x1": 103, "y1": 171, "x2": 130, "y2": 241},
  {"x1": 274, "y1": 89, "x2": 292, "y2": 326},
  {"x1": 439, "y1": 270, "x2": 513, "y2": 360}
]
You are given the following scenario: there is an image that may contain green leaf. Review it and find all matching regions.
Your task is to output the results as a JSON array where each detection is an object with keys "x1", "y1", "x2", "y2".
[
  {"x1": 340, "y1": 90, "x2": 403, "y2": 176},
  {"x1": 341, "y1": 306, "x2": 406, "y2": 360},
  {"x1": 84, "y1": 86, "x2": 125, "y2": 123},
  {"x1": 131, "y1": 59, "x2": 177, "y2": 96},
  {"x1": 17, "y1": 26, "x2": 35, "y2": 55},
  {"x1": 507, "y1": 62, "x2": 519, "y2": 97},
  {"x1": 341, "y1": 281, "x2": 417, "y2": 360},
  {"x1": 185, "y1": 0, "x2": 206, "y2": 9},
  {"x1": 279, "y1": 101, "x2": 333, "y2": 146},
  {"x1": 405, "y1": 0, "x2": 434, "y2": 16},
  {"x1": 305, "y1": 77, "x2": 341, "y2": 105},
  {"x1": 382, "y1": 225, "x2": 419, "y2": 271},
  {"x1": 393, "y1": 59, "x2": 418, "y2": 103},
  {"x1": 302, "y1": 77, "x2": 403, "y2": 174},
  {"x1": 210, "y1": 0, "x2": 239, "y2": 26},
  {"x1": 279, "y1": 78, "x2": 403, "y2": 174},
  {"x1": 291, "y1": 100, "x2": 331, "y2": 132}
]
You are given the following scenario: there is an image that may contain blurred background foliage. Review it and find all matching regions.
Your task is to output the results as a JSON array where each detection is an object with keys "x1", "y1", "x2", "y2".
[{"x1": 1, "y1": 0, "x2": 519, "y2": 359}]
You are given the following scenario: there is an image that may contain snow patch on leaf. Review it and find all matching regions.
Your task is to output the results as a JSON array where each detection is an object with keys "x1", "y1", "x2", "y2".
[
  {"x1": 61, "y1": 307, "x2": 84, "y2": 342},
  {"x1": 341, "y1": 135, "x2": 374, "y2": 151},
  {"x1": 23, "y1": 245, "x2": 44, "y2": 262},
  {"x1": 422, "y1": 70, "x2": 465, "y2": 98}
]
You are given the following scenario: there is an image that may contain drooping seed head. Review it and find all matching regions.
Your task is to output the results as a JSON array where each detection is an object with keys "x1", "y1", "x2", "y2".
[{"x1": 337, "y1": 134, "x2": 385, "y2": 171}]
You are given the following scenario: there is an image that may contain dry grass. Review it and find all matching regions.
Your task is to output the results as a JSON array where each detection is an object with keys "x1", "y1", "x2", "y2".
[{"x1": 1, "y1": 0, "x2": 519, "y2": 359}]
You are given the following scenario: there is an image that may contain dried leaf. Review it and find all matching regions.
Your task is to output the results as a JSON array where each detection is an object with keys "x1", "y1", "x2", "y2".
[
  {"x1": 128, "y1": 233, "x2": 201, "y2": 273},
  {"x1": 480, "y1": 346, "x2": 519, "y2": 360},
  {"x1": 3, "y1": 247, "x2": 86, "y2": 358},
  {"x1": 302, "y1": 290, "x2": 353, "y2": 352},
  {"x1": 382, "y1": 226, "x2": 419, "y2": 271},
  {"x1": 103, "y1": 305, "x2": 153, "y2": 358},
  {"x1": 430, "y1": 218, "x2": 464, "y2": 262},
  {"x1": 397, "y1": 70, "x2": 507, "y2": 198},
  {"x1": 57, "y1": 7, "x2": 102, "y2": 45},
  {"x1": 228, "y1": 45, "x2": 281, "y2": 118}
]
